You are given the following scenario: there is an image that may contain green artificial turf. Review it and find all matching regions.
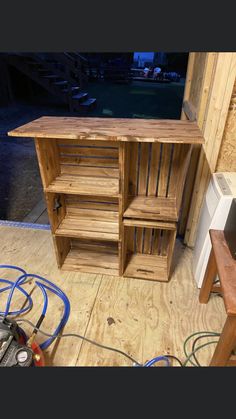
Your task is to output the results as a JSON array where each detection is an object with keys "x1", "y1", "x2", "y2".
[{"x1": 86, "y1": 80, "x2": 185, "y2": 119}]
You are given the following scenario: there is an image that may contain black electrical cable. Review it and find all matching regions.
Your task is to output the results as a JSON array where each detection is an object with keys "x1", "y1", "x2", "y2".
[
  {"x1": 163, "y1": 354, "x2": 183, "y2": 367},
  {"x1": 213, "y1": 278, "x2": 220, "y2": 284},
  {"x1": 191, "y1": 333, "x2": 220, "y2": 367}
]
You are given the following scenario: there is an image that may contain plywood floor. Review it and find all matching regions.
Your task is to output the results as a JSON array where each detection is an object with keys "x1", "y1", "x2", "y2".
[{"x1": 0, "y1": 224, "x2": 226, "y2": 366}]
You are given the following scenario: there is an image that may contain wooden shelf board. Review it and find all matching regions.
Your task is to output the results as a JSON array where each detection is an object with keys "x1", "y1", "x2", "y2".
[
  {"x1": 62, "y1": 241, "x2": 119, "y2": 276},
  {"x1": 8, "y1": 116, "x2": 204, "y2": 144},
  {"x1": 45, "y1": 174, "x2": 119, "y2": 197},
  {"x1": 124, "y1": 253, "x2": 168, "y2": 282},
  {"x1": 55, "y1": 210, "x2": 119, "y2": 242},
  {"x1": 124, "y1": 196, "x2": 178, "y2": 221},
  {"x1": 123, "y1": 218, "x2": 176, "y2": 230}
]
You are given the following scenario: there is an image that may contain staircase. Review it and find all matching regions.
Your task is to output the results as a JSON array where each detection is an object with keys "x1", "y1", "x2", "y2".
[{"x1": 3, "y1": 53, "x2": 97, "y2": 112}]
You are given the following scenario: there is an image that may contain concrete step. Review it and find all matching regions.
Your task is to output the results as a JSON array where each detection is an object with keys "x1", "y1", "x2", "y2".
[
  {"x1": 79, "y1": 97, "x2": 97, "y2": 107},
  {"x1": 62, "y1": 86, "x2": 80, "y2": 93},
  {"x1": 53, "y1": 80, "x2": 68, "y2": 86},
  {"x1": 26, "y1": 61, "x2": 42, "y2": 66},
  {"x1": 37, "y1": 69, "x2": 51, "y2": 73},
  {"x1": 72, "y1": 92, "x2": 88, "y2": 101},
  {"x1": 43, "y1": 74, "x2": 60, "y2": 79}
]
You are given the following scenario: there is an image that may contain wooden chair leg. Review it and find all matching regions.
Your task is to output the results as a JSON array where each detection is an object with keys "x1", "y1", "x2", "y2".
[
  {"x1": 210, "y1": 316, "x2": 236, "y2": 366},
  {"x1": 199, "y1": 248, "x2": 217, "y2": 303}
]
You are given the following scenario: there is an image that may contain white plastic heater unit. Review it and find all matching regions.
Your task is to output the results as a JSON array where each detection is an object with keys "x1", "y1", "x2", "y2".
[{"x1": 193, "y1": 172, "x2": 236, "y2": 288}]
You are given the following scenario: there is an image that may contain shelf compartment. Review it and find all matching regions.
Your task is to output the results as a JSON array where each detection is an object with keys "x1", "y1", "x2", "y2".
[
  {"x1": 53, "y1": 236, "x2": 119, "y2": 276},
  {"x1": 122, "y1": 219, "x2": 176, "y2": 282},
  {"x1": 45, "y1": 173, "x2": 119, "y2": 197},
  {"x1": 47, "y1": 194, "x2": 119, "y2": 242},
  {"x1": 123, "y1": 142, "x2": 192, "y2": 221},
  {"x1": 35, "y1": 138, "x2": 120, "y2": 197}
]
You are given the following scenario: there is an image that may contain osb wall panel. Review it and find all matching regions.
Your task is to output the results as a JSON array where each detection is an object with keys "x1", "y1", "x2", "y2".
[{"x1": 216, "y1": 79, "x2": 236, "y2": 172}]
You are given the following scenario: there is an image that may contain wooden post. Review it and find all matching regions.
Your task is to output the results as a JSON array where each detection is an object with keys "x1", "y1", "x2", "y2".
[
  {"x1": 199, "y1": 248, "x2": 217, "y2": 303},
  {"x1": 181, "y1": 53, "x2": 195, "y2": 120},
  {"x1": 216, "y1": 80, "x2": 236, "y2": 172},
  {"x1": 210, "y1": 316, "x2": 236, "y2": 366}
]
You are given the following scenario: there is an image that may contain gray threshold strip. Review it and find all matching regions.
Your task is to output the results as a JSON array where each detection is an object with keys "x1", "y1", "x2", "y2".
[
  {"x1": 0, "y1": 219, "x2": 50, "y2": 231},
  {"x1": 23, "y1": 199, "x2": 47, "y2": 223}
]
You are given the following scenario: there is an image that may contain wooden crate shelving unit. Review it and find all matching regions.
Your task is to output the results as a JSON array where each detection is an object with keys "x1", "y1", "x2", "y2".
[{"x1": 9, "y1": 117, "x2": 204, "y2": 281}]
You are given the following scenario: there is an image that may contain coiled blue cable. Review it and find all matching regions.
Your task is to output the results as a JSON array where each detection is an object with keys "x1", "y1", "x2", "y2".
[
  {"x1": 0, "y1": 278, "x2": 33, "y2": 315},
  {"x1": 0, "y1": 265, "x2": 70, "y2": 350},
  {"x1": 35, "y1": 282, "x2": 49, "y2": 317},
  {"x1": 0, "y1": 265, "x2": 33, "y2": 315},
  {"x1": 144, "y1": 356, "x2": 170, "y2": 367}
]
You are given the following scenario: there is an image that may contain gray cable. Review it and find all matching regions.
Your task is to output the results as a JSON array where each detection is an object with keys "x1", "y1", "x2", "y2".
[
  {"x1": 1, "y1": 314, "x2": 183, "y2": 366},
  {"x1": 16, "y1": 317, "x2": 142, "y2": 366}
]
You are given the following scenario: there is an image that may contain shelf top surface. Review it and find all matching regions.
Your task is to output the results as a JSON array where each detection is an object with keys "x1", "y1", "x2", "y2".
[{"x1": 8, "y1": 116, "x2": 204, "y2": 144}]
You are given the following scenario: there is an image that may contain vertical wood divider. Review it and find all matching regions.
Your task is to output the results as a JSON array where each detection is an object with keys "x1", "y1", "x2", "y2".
[
  {"x1": 119, "y1": 142, "x2": 130, "y2": 275},
  {"x1": 35, "y1": 137, "x2": 62, "y2": 265},
  {"x1": 34, "y1": 138, "x2": 61, "y2": 188}
]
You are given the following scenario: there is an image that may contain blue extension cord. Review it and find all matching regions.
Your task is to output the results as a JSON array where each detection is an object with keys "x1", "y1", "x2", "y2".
[
  {"x1": 0, "y1": 264, "x2": 170, "y2": 365},
  {"x1": 0, "y1": 265, "x2": 70, "y2": 350}
]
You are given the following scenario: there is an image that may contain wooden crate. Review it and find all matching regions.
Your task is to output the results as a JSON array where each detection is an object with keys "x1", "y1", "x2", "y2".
[
  {"x1": 122, "y1": 219, "x2": 176, "y2": 282},
  {"x1": 123, "y1": 143, "x2": 192, "y2": 221},
  {"x1": 35, "y1": 138, "x2": 120, "y2": 197}
]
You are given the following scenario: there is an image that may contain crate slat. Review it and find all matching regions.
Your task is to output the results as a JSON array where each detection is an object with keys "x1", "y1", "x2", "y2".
[{"x1": 148, "y1": 143, "x2": 161, "y2": 196}]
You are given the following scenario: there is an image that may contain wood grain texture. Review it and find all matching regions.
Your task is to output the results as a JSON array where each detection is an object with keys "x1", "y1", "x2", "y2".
[
  {"x1": 199, "y1": 249, "x2": 217, "y2": 304},
  {"x1": 210, "y1": 316, "x2": 236, "y2": 366},
  {"x1": 122, "y1": 222, "x2": 177, "y2": 282},
  {"x1": 138, "y1": 143, "x2": 149, "y2": 195},
  {"x1": 124, "y1": 196, "x2": 177, "y2": 221},
  {"x1": 189, "y1": 53, "x2": 208, "y2": 110},
  {"x1": 199, "y1": 228, "x2": 236, "y2": 366},
  {"x1": 0, "y1": 225, "x2": 226, "y2": 366},
  {"x1": 123, "y1": 218, "x2": 176, "y2": 230},
  {"x1": 34, "y1": 138, "x2": 61, "y2": 188},
  {"x1": 51, "y1": 195, "x2": 120, "y2": 242},
  {"x1": 209, "y1": 230, "x2": 236, "y2": 316},
  {"x1": 216, "y1": 80, "x2": 236, "y2": 172},
  {"x1": 148, "y1": 143, "x2": 161, "y2": 196},
  {"x1": 125, "y1": 142, "x2": 190, "y2": 222},
  {"x1": 181, "y1": 53, "x2": 195, "y2": 120},
  {"x1": 62, "y1": 240, "x2": 119, "y2": 276},
  {"x1": 45, "y1": 173, "x2": 119, "y2": 197},
  {"x1": 8, "y1": 116, "x2": 204, "y2": 144},
  {"x1": 158, "y1": 144, "x2": 172, "y2": 197},
  {"x1": 128, "y1": 143, "x2": 139, "y2": 196}
]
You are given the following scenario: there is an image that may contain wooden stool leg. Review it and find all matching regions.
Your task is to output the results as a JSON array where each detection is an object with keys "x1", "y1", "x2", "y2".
[
  {"x1": 199, "y1": 248, "x2": 217, "y2": 303},
  {"x1": 210, "y1": 316, "x2": 236, "y2": 366}
]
